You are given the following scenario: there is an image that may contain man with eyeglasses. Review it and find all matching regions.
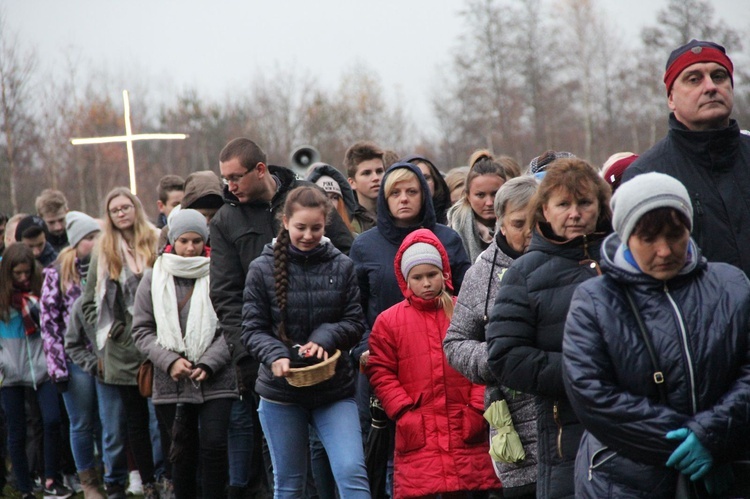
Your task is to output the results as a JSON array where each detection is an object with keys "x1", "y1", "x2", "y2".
[{"x1": 209, "y1": 137, "x2": 353, "y2": 497}]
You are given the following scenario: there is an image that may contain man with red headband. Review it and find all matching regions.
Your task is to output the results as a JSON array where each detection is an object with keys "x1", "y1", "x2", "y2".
[{"x1": 623, "y1": 39, "x2": 750, "y2": 276}]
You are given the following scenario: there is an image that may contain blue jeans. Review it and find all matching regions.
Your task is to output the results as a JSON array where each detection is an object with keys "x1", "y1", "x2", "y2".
[
  {"x1": 96, "y1": 380, "x2": 128, "y2": 486},
  {"x1": 2, "y1": 381, "x2": 62, "y2": 494},
  {"x1": 148, "y1": 399, "x2": 165, "y2": 481},
  {"x1": 258, "y1": 397, "x2": 370, "y2": 499},
  {"x1": 62, "y1": 361, "x2": 102, "y2": 472},
  {"x1": 228, "y1": 396, "x2": 255, "y2": 487}
]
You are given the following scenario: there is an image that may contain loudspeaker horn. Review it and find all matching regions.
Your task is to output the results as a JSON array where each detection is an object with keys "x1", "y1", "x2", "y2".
[{"x1": 289, "y1": 146, "x2": 321, "y2": 177}]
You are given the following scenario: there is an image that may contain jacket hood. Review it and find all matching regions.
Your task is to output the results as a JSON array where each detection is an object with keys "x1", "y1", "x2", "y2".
[
  {"x1": 599, "y1": 231, "x2": 705, "y2": 287},
  {"x1": 376, "y1": 162, "x2": 436, "y2": 246},
  {"x1": 401, "y1": 154, "x2": 452, "y2": 224},
  {"x1": 221, "y1": 165, "x2": 298, "y2": 207},
  {"x1": 305, "y1": 163, "x2": 358, "y2": 218},
  {"x1": 182, "y1": 170, "x2": 224, "y2": 210},
  {"x1": 394, "y1": 228, "x2": 454, "y2": 299}
]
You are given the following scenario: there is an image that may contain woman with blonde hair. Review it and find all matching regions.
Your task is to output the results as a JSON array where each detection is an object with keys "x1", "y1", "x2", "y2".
[
  {"x1": 81, "y1": 186, "x2": 161, "y2": 499},
  {"x1": 41, "y1": 211, "x2": 103, "y2": 498},
  {"x1": 448, "y1": 150, "x2": 513, "y2": 262}
]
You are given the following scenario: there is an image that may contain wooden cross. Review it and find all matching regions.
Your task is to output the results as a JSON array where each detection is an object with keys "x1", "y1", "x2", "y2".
[{"x1": 70, "y1": 90, "x2": 188, "y2": 195}]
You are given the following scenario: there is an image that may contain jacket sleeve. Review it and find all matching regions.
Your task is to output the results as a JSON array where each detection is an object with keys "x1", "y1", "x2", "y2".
[
  {"x1": 445, "y1": 231, "x2": 471, "y2": 293},
  {"x1": 563, "y1": 285, "x2": 687, "y2": 465},
  {"x1": 81, "y1": 251, "x2": 99, "y2": 326},
  {"x1": 307, "y1": 259, "x2": 366, "y2": 353},
  {"x1": 241, "y1": 261, "x2": 290, "y2": 368},
  {"x1": 195, "y1": 333, "x2": 232, "y2": 376},
  {"x1": 486, "y1": 265, "x2": 564, "y2": 397},
  {"x1": 324, "y1": 209, "x2": 353, "y2": 256},
  {"x1": 132, "y1": 271, "x2": 182, "y2": 375},
  {"x1": 686, "y1": 302, "x2": 750, "y2": 459},
  {"x1": 348, "y1": 239, "x2": 371, "y2": 360},
  {"x1": 64, "y1": 297, "x2": 99, "y2": 377},
  {"x1": 366, "y1": 314, "x2": 414, "y2": 420},
  {"x1": 443, "y1": 274, "x2": 493, "y2": 385},
  {"x1": 209, "y1": 213, "x2": 247, "y2": 363},
  {"x1": 40, "y1": 267, "x2": 69, "y2": 383}
]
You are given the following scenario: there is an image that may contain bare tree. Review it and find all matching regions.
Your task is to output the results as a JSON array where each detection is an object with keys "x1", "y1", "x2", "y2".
[{"x1": 0, "y1": 9, "x2": 38, "y2": 214}]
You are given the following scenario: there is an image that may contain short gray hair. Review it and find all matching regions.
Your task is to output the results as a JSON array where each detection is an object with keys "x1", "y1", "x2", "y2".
[{"x1": 494, "y1": 176, "x2": 538, "y2": 228}]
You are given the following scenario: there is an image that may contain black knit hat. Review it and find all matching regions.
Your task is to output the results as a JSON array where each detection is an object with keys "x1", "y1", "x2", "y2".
[{"x1": 15, "y1": 215, "x2": 48, "y2": 241}]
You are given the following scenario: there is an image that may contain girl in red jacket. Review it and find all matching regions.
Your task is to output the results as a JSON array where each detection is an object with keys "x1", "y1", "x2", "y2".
[{"x1": 366, "y1": 228, "x2": 500, "y2": 499}]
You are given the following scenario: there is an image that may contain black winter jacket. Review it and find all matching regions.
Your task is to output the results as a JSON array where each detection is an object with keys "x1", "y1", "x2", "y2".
[
  {"x1": 349, "y1": 162, "x2": 471, "y2": 358},
  {"x1": 563, "y1": 234, "x2": 750, "y2": 498},
  {"x1": 241, "y1": 241, "x2": 366, "y2": 408},
  {"x1": 623, "y1": 114, "x2": 750, "y2": 276},
  {"x1": 209, "y1": 165, "x2": 354, "y2": 369},
  {"x1": 486, "y1": 222, "x2": 608, "y2": 499}
]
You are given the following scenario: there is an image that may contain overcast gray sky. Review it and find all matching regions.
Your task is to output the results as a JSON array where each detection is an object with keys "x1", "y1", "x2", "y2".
[{"x1": 5, "y1": 0, "x2": 749, "y2": 126}]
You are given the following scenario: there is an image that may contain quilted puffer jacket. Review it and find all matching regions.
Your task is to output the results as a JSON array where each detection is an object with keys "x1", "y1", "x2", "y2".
[
  {"x1": 241, "y1": 240, "x2": 365, "y2": 408},
  {"x1": 367, "y1": 229, "x2": 500, "y2": 499},
  {"x1": 486, "y1": 221, "x2": 609, "y2": 499},
  {"x1": 563, "y1": 233, "x2": 750, "y2": 498}
]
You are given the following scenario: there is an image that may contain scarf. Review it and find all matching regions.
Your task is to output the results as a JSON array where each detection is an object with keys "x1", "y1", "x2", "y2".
[
  {"x1": 11, "y1": 289, "x2": 40, "y2": 336},
  {"x1": 151, "y1": 253, "x2": 216, "y2": 363},
  {"x1": 95, "y1": 237, "x2": 149, "y2": 349},
  {"x1": 447, "y1": 201, "x2": 494, "y2": 263}
]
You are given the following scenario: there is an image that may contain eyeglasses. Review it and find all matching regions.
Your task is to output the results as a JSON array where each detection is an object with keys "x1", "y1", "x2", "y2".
[
  {"x1": 109, "y1": 204, "x2": 134, "y2": 216},
  {"x1": 221, "y1": 169, "x2": 252, "y2": 186}
]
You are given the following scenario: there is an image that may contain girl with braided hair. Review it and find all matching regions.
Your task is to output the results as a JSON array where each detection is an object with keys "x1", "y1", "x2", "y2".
[{"x1": 241, "y1": 186, "x2": 370, "y2": 498}]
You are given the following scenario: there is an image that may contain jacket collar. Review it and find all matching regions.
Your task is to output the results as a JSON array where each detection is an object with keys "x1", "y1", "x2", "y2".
[{"x1": 668, "y1": 113, "x2": 740, "y2": 172}]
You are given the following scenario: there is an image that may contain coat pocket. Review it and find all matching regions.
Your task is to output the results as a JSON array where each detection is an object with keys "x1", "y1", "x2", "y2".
[
  {"x1": 462, "y1": 405, "x2": 488, "y2": 444},
  {"x1": 396, "y1": 409, "x2": 426, "y2": 454}
]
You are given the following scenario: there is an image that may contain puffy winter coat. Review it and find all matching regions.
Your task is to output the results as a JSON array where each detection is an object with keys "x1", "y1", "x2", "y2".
[
  {"x1": 367, "y1": 229, "x2": 500, "y2": 499},
  {"x1": 563, "y1": 234, "x2": 750, "y2": 498},
  {"x1": 486, "y1": 222, "x2": 609, "y2": 499},
  {"x1": 623, "y1": 114, "x2": 750, "y2": 276},
  {"x1": 241, "y1": 241, "x2": 365, "y2": 408},
  {"x1": 349, "y1": 162, "x2": 471, "y2": 356},
  {"x1": 443, "y1": 235, "x2": 537, "y2": 497},
  {"x1": 132, "y1": 270, "x2": 238, "y2": 405},
  {"x1": 40, "y1": 261, "x2": 84, "y2": 383}
]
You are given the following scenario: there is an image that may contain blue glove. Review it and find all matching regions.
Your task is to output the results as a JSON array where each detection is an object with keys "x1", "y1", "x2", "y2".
[
  {"x1": 703, "y1": 462, "x2": 734, "y2": 496},
  {"x1": 666, "y1": 428, "x2": 713, "y2": 481}
]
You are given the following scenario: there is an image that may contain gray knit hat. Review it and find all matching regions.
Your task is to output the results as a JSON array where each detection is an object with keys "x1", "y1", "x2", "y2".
[
  {"x1": 65, "y1": 211, "x2": 100, "y2": 248},
  {"x1": 168, "y1": 209, "x2": 208, "y2": 244},
  {"x1": 400, "y1": 242, "x2": 443, "y2": 279},
  {"x1": 611, "y1": 172, "x2": 692, "y2": 244}
]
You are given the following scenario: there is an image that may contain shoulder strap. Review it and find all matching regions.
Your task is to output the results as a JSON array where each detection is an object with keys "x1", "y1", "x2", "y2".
[{"x1": 623, "y1": 286, "x2": 669, "y2": 406}]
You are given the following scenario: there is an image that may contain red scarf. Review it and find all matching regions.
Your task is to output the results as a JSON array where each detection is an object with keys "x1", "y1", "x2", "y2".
[{"x1": 11, "y1": 290, "x2": 40, "y2": 336}]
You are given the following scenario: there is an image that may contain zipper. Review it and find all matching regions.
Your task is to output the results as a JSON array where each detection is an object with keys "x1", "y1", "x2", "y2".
[
  {"x1": 664, "y1": 282, "x2": 697, "y2": 415},
  {"x1": 588, "y1": 445, "x2": 616, "y2": 480},
  {"x1": 553, "y1": 400, "x2": 563, "y2": 458}
]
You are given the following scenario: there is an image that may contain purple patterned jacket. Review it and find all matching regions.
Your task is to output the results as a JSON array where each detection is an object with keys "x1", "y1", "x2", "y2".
[{"x1": 40, "y1": 261, "x2": 84, "y2": 383}]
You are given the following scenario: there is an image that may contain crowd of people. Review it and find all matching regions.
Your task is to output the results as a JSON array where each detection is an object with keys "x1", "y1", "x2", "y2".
[{"x1": 1, "y1": 38, "x2": 750, "y2": 499}]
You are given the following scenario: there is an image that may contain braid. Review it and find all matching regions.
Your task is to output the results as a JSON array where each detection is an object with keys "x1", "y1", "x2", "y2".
[{"x1": 273, "y1": 227, "x2": 291, "y2": 345}]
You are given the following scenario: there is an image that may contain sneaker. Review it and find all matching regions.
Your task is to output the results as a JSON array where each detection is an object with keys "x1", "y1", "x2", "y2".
[
  {"x1": 64, "y1": 473, "x2": 83, "y2": 493},
  {"x1": 43, "y1": 480, "x2": 74, "y2": 499},
  {"x1": 126, "y1": 470, "x2": 142, "y2": 496},
  {"x1": 143, "y1": 482, "x2": 160, "y2": 499}
]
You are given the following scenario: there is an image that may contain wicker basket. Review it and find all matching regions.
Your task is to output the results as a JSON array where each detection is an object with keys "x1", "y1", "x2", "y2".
[{"x1": 286, "y1": 349, "x2": 341, "y2": 387}]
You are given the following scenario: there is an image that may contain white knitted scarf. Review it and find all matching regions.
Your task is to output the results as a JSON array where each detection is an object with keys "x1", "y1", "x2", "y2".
[{"x1": 151, "y1": 253, "x2": 216, "y2": 363}]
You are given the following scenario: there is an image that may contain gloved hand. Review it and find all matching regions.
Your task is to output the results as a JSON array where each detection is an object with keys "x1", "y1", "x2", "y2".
[
  {"x1": 666, "y1": 428, "x2": 713, "y2": 481},
  {"x1": 703, "y1": 462, "x2": 734, "y2": 496}
]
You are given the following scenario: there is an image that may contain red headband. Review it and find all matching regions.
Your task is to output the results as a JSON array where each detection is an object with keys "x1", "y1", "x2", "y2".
[{"x1": 663, "y1": 46, "x2": 733, "y2": 95}]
